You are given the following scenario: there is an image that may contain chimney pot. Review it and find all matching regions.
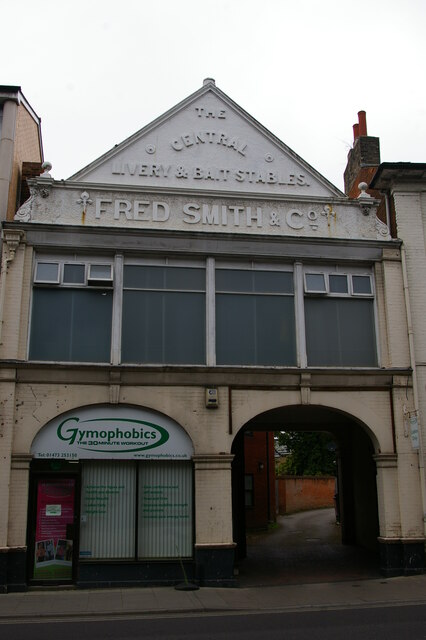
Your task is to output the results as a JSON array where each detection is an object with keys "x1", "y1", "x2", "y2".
[
  {"x1": 358, "y1": 110, "x2": 367, "y2": 136},
  {"x1": 353, "y1": 123, "x2": 360, "y2": 140}
]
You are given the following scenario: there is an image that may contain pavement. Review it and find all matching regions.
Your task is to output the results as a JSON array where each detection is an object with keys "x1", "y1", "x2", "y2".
[
  {"x1": 0, "y1": 575, "x2": 426, "y2": 622},
  {"x1": 1, "y1": 509, "x2": 425, "y2": 623}
]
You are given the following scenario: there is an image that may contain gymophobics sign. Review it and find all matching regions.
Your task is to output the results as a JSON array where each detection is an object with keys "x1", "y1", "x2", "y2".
[{"x1": 31, "y1": 405, "x2": 193, "y2": 460}]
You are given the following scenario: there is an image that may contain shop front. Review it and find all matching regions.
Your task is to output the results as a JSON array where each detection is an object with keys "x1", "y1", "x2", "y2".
[{"x1": 28, "y1": 404, "x2": 195, "y2": 587}]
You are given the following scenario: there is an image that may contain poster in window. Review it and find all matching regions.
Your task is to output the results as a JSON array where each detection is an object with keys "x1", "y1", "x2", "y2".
[{"x1": 33, "y1": 478, "x2": 75, "y2": 580}]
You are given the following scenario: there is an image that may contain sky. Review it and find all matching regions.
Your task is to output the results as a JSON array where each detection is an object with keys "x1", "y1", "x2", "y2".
[{"x1": 2, "y1": 0, "x2": 426, "y2": 191}]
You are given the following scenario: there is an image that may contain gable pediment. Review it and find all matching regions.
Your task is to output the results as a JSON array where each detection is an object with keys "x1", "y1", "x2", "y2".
[{"x1": 70, "y1": 80, "x2": 344, "y2": 198}]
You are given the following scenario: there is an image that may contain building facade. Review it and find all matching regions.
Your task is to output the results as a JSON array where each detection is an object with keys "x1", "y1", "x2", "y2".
[
  {"x1": 370, "y1": 163, "x2": 426, "y2": 547},
  {"x1": 0, "y1": 80, "x2": 424, "y2": 592},
  {"x1": 0, "y1": 86, "x2": 43, "y2": 223}
]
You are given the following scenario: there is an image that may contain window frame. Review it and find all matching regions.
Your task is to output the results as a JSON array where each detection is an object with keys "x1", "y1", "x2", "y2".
[
  {"x1": 29, "y1": 255, "x2": 380, "y2": 369},
  {"x1": 304, "y1": 270, "x2": 374, "y2": 299},
  {"x1": 29, "y1": 255, "x2": 115, "y2": 363},
  {"x1": 302, "y1": 266, "x2": 378, "y2": 368},
  {"x1": 121, "y1": 259, "x2": 207, "y2": 366},
  {"x1": 214, "y1": 262, "x2": 297, "y2": 367}
]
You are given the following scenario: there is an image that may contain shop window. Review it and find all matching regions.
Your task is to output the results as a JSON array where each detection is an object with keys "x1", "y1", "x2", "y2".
[
  {"x1": 304, "y1": 271, "x2": 377, "y2": 366},
  {"x1": 80, "y1": 462, "x2": 136, "y2": 559},
  {"x1": 79, "y1": 461, "x2": 193, "y2": 560},
  {"x1": 138, "y1": 461, "x2": 193, "y2": 558},
  {"x1": 121, "y1": 265, "x2": 205, "y2": 364},
  {"x1": 29, "y1": 259, "x2": 113, "y2": 362},
  {"x1": 215, "y1": 268, "x2": 296, "y2": 366}
]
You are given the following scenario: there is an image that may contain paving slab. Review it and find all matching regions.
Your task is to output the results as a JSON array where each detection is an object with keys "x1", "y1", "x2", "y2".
[{"x1": 0, "y1": 575, "x2": 426, "y2": 623}]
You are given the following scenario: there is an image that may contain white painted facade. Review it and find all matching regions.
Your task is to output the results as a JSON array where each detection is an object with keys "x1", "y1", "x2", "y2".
[{"x1": 0, "y1": 82, "x2": 424, "y2": 591}]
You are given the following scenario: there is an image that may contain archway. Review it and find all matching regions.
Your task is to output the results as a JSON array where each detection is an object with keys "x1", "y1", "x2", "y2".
[{"x1": 231, "y1": 404, "x2": 380, "y2": 584}]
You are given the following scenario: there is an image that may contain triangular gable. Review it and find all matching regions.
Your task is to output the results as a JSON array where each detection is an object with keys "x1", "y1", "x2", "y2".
[{"x1": 70, "y1": 80, "x2": 344, "y2": 198}]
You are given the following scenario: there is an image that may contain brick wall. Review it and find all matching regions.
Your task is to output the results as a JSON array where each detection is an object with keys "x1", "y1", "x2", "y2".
[
  {"x1": 277, "y1": 476, "x2": 335, "y2": 514},
  {"x1": 244, "y1": 431, "x2": 276, "y2": 529},
  {"x1": 7, "y1": 104, "x2": 42, "y2": 219}
]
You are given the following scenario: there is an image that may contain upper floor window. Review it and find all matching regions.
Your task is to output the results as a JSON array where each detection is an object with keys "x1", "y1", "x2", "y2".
[
  {"x1": 121, "y1": 263, "x2": 206, "y2": 364},
  {"x1": 29, "y1": 259, "x2": 113, "y2": 363},
  {"x1": 215, "y1": 267, "x2": 296, "y2": 366},
  {"x1": 29, "y1": 256, "x2": 378, "y2": 369},
  {"x1": 304, "y1": 270, "x2": 377, "y2": 367}
]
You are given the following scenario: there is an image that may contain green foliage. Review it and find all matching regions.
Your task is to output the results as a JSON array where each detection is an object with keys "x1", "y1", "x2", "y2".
[{"x1": 276, "y1": 431, "x2": 336, "y2": 477}]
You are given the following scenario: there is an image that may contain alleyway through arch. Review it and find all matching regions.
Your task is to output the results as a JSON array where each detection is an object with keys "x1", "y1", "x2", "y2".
[{"x1": 236, "y1": 508, "x2": 381, "y2": 587}]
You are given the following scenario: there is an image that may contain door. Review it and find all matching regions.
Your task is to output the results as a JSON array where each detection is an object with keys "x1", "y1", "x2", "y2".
[{"x1": 32, "y1": 477, "x2": 77, "y2": 582}]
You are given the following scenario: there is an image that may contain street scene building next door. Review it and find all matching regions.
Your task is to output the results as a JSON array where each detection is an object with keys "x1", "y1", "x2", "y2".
[{"x1": 0, "y1": 79, "x2": 424, "y2": 591}]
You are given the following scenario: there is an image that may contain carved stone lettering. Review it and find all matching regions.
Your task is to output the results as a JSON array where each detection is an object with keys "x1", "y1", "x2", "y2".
[
  {"x1": 92, "y1": 197, "x2": 336, "y2": 234},
  {"x1": 170, "y1": 131, "x2": 247, "y2": 156},
  {"x1": 194, "y1": 106, "x2": 226, "y2": 118}
]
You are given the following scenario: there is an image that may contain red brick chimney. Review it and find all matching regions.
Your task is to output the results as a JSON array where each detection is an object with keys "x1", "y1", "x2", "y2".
[
  {"x1": 343, "y1": 112, "x2": 396, "y2": 236},
  {"x1": 344, "y1": 111, "x2": 380, "y2": 198}
]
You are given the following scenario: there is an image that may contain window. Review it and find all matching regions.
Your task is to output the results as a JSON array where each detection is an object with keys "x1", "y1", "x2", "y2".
[
  {"x1": 63, "y1": 264, "x2": 85, "y2": 284},
  {"x1": 215, "y1": 268, "x2": 296, "y2": 366},
  {"x1": 121, "y1": 264, "x2": 205, "y2": 364},
  {"x1": 138, "y1": 461, "x2": 192, "y2": 558},
  {"x1": 29, "y1": 256, "x2": 378, "y2": 369},
  {"x1": 79, "y1": 461, "x2": 193, "y2": 560},
  {"x1": 304, "y1": 271, "x2": 377, "y2": 367},
  {"x1": 88, "y1": 264, "x2": 113, "y2": 286},
  {"x1": 245, "y1": 474, "x2": 254, "y2": 507},
  {"x1": 80, "y1": 462, "x2": 136, "y2": 559},
  {"x1": 305, "y1": 273, "x2": 326, "y2": 293},
  {"x1": 34, "y1": 262, "x2": 60, "y2": 283},
  {"x1": 29, "y1": 259, "x2": 113, "y2": 362}
]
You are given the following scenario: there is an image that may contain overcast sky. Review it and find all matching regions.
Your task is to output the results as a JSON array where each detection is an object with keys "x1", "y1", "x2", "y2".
[{"x1": 3, "y1": 0, "x2": 425, "y2": 191}]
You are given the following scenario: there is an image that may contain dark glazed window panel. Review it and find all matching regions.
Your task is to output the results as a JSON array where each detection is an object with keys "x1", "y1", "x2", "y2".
[
  {"x1": 63, "y1": 264, "x2": 85, "y2": 284},
  {"x1": 305, "y1": 273, "x2": 326, "y2": 292},
  {"x1": 122, "y1": 290, "x2": 205, "y2": 364},
  {"x1": 89, "y1": 264, "x2": 112, "y2": 280},
  {"x1": 29, "y1": 289, "x2": 113, "y2": 362},
  {"x1": 123, "y1": 265, "x2": 205, "y2": 291},
  {"x1": 165, "y1": 267, "x2": 205, "y2": 291},
  {"x1": 352, "y1": 275, "x2": 372, "y2": 295},
  {"x1": 305, "y1": 298, "x2": 377, "y2": 366},
  {"x1": 216, "y1": 269, "x2": 293, "y2": 294},
  {"x1": 245, "y1": 475, "x2": 254, "y2": 507},
  {"x1": 329, "y1": 274, "x2": 348, "y2": 294},
  {"x1": 123, "y1": 265, "x2": 164, "y2": 289},
  {"x1": 216, "y1": 294, "x2": 296, "y2": 365},
  {"x1": 35, "y1": 262, "x2": 59, "y2": 282}
]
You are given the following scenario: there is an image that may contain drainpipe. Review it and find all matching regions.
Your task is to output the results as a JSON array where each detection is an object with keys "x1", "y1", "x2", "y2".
[
  {"x1": 0, "y1": 246, "x2": 13, "y2": 345},
  {"x1": 384, "y1": 194, "x2": 392, "y2": 233},
  {"x1": 400, "y1": 242, "x2": 426, "y2": 537}
]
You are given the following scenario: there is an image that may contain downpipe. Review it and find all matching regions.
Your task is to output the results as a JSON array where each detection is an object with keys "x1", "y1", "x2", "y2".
[{"x1": 400, "y1": 242, "x2": 426, "y2": 538}]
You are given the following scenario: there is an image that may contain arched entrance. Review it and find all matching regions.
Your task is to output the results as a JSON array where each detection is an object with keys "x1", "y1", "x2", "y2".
[{"x1": 232, "y1": 404, "x2": 380, "y2": 584}]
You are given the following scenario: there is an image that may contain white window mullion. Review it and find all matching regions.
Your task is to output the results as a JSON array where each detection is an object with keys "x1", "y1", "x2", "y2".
[
  {"x1": 111, "y1": 253, "x2": 123, "y2": 365},
  {"x1": 294, "y1": 262, "x2": 307, "y2": 368},
  {"x1": 206, "y1": 257, "x2": 216, "y2": 366}
]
